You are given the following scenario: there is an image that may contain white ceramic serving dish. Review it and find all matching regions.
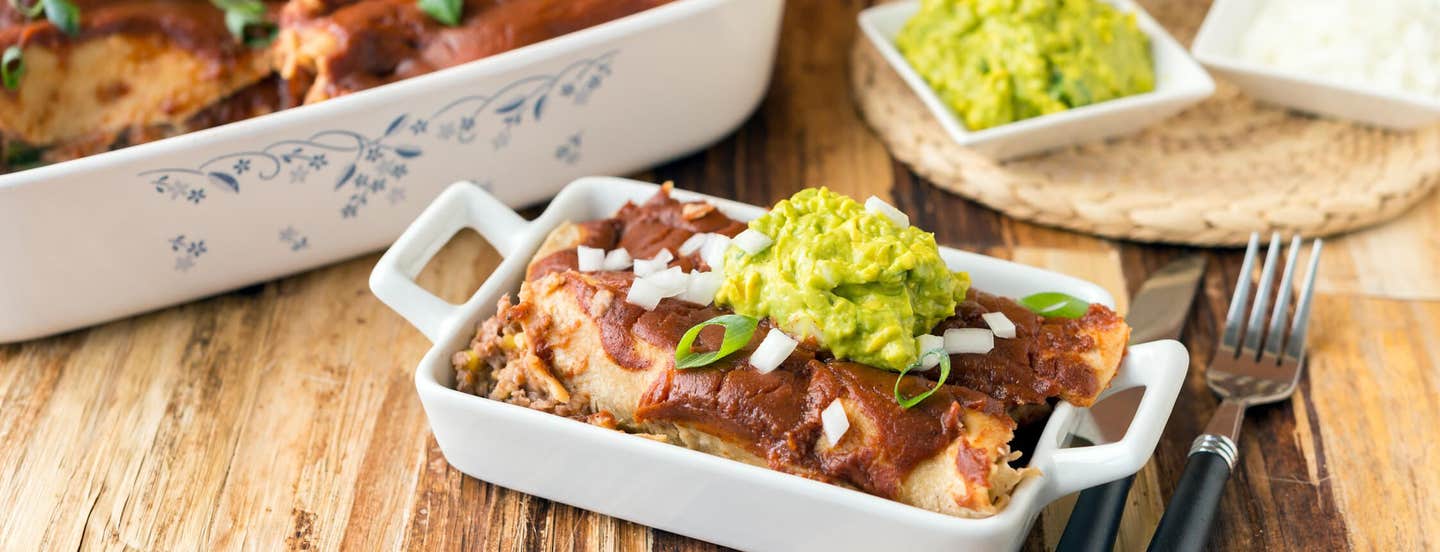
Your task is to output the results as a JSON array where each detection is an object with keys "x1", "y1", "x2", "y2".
[
  {"x1": 858, "y1": 0, "x2": 1215, "y2": 160},
  {"x1": 1191, "y1": 0, "x2": 1440, "y2": 129},
  {"x1": 370, "y1": 177, "x2": 1190, "y2": 551},
  {"x1": 0, "y1": 0, "x2": 783, "y2": 343}
]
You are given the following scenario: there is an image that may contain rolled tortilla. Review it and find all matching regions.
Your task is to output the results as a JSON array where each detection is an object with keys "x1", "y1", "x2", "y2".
[
  {"x1": 453, "y1": 187, "x2": 1129, "y2": 518},
  {"x1": 467, "y1": 269, "x2": 1027, "y2": 517}
]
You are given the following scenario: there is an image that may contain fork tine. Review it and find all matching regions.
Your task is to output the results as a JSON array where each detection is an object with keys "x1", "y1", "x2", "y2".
[
  {"x1": 1285, "y1": 239, "x2": 1324, "y2": 362},
  {"x1": 1242, "y1": 233, "x2": 1282, "y2": 358},
  {"x1": 1262, "y1": 235, "x2": 1303, "y2": 362},
  {"x1": 1221, "y1": 233, "x2": 1261, "y2": 353}
]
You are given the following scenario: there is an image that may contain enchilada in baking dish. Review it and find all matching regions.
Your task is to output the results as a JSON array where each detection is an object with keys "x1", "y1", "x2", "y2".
[
  {"x1": 451, "y1": 185, "x2": 1130, "y2": 517},
  {"x1": 0, "y1": 0, "x2": 669, "y2": 171}
]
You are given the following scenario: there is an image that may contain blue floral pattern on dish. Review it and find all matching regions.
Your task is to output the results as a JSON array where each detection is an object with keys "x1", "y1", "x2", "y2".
[
  {"x1": 169, "y1": 235, "x2": 207, "y2": 272},
  {"x1": 139, "y1": 50, "x2": 617, "y2": 221},
  {"x1": 555, "y1": 132, "x2": 583, "y2": 165},
  {"x1": 279, "y1": 226, "x2": 310, "y2": 252}
]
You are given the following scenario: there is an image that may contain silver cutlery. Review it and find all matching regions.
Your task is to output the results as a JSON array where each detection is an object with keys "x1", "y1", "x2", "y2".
[
  {"x1": 1146, "y1": 232, "x2": 1323, "y2": 552},
  {"x1": 1056, "y1": 254, "x2": 1207, "y2": 552}
]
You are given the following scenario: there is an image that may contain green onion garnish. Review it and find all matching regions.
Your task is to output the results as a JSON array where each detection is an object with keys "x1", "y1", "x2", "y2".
[
  {"x1": 1019, "y1": 292, "x2": 1090, "y2": 319},
  {"x1": 8, "y1": 0, "x2": 44, "y2": 18},
  {"x1": 212, "y1": 0, "x2": 275, "y2": 47},
  {"x1": 1, "y1": 46, "x2": 21, "y2": 91},
  {"x1": 417, "y1": 0, "x2": 463, "y2": 26},
  {"x1": 41, "y1": 0, "x2": 79, "y2": 35},
  {"x1": 893, "y1": 348, "x2": 950, "y2": 409},
  {"x1": 674, "y1": 314, "x2": 758, "y2": 369}
]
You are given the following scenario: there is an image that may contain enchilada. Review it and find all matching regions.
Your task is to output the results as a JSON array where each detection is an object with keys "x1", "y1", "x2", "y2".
[{"x1": 451, "y1": 186, "x2": 1131, "y2": 517}]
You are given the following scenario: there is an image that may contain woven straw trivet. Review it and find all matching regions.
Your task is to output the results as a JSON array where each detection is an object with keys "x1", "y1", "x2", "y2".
[{"x1": 850, "y1": 1, "x2": 1440, "y2": 246}]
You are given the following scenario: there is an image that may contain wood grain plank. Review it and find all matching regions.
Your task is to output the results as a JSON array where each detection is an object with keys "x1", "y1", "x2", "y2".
[
  {"x1": 1315, "y1": 189, "x2": 1440, "y2": 300},
  {"x1": 1304, "y1": 296, "x2": 1440, "y2": 551}
]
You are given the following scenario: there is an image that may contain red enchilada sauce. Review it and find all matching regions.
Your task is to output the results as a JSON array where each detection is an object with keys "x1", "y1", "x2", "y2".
[
  {"x1": 281, "y1": 0, "x2": 673, "y2": 102},
  {"x1": 527, "y1": 186, "x2": 746, "y2": 282},
  {"x1": 0, "y1": 0, "x2": 264, "y2": 67},
  {"x1": 934, "y1": 292, "x2": 1119, "y2": 405},
  {"x1": 543, "y1": 267, "x2": 1010, "y2": 498},
  {"x1": 530, "y1": 188, "x2": 1113, "y2": 407},
  {"x1": 505, "y1": 189, "x2": 1125, "y2": 497}
]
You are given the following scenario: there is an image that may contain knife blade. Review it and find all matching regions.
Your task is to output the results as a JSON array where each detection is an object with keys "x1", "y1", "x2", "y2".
[{"x1": 1055, "y1": 254, "x2": 1206, "y2": 552}]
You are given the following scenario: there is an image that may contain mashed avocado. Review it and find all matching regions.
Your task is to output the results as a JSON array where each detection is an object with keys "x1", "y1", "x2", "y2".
[
  {"x1": 715, "y1": 188, "x2": 969, "y2": 371},
  {"x1": 896, "y1": 0, "x2": 1156, "y2": 130}
]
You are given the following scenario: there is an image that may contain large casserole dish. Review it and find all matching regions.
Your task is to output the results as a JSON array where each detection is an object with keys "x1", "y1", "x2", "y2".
[
  {"x1": 369, "y1": 177, "x2": 1189, "y2": 551},
  {"x1": 0, "y1": 0, "x2": 782, "y2": 343}
]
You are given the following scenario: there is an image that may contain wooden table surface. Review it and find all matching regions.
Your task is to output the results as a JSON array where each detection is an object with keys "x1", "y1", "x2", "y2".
[{"x1": 3, "y1": 1, "x2": 1438, "y2": 550}]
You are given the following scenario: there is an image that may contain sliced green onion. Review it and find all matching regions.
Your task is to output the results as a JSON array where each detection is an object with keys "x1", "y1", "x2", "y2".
[
  {"x1": 1, "y1": 46, "x2": 21, "y2": 91},
  {"x1": 417, "y1": 0, "x2": 462, "y2": 26},
  {"x1": 894, "y1": 348, "x2": 950, "y2": 409},
  {"x1": 41, "y1": 0, "x2": 79, "y2": 35},
  {"x1": 213, "y1": 0, "x2": 274, "y2": 47},
  {"x1": 674, "y1": 314, "x2": 757, "y2": 369},
  {"x1": 1019, "y1": 292, "x2": 1090, "y2": 319},
  {"x1": 8, "y1": 0, "x2": 44, "y2": 18}
]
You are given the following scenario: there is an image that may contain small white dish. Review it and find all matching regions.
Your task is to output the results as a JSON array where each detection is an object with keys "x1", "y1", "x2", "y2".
[
  {"x1": 858, "y1": 0, "x2": 1215, "y2": 160},
  {"x1": 1192, "y1": 0, "x2": 1440, "y2": 129},
  {"x1": 370, "y1": 177, "x2": 1190, "y2": 551}
]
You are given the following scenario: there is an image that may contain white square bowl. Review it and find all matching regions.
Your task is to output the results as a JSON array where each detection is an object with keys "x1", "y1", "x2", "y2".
[
  {"x1": 369, "y1": 177, "x2": 1190, "y2": 551},
  {"x1": 858, "y1": 0, "x2": 1215, "y2": 160},
  {"x1": 1191, "y1": 0, "x2": 1440, "y2": 129}
]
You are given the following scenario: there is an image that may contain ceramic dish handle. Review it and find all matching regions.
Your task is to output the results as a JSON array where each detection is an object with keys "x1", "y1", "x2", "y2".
[
  {"x1": 370, "y1": 182, "x2": 529, "y2": 343},
  {"x1": 1042, "y1": 340, "x2": 1189, "y2": 502}
]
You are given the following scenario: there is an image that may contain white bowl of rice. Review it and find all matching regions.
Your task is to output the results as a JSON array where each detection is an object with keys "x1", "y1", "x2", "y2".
[{"x1": 1192, "y1": 0, "x2": 1440, "y2": 129}]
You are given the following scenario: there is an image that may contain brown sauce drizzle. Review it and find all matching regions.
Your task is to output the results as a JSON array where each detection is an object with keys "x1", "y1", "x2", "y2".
[
  {"x1": 1, "y1": 1, "x2": 261, "y2": 66},
  {"x1": 527, "y1": 187, "x2": 746, "y2": 282},
  {"x1": 281, "y1": 0, "x2": 673, "y2": 102},
  {"x1": 936, "y1": 291, "x2": 1119, "y2": 405},
  {"x1": 628, "y1": 301, "x2": 1009, "y2": 498}
]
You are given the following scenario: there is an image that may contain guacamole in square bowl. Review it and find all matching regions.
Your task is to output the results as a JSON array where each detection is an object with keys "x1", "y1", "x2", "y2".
[{"x1": 895, "y1": 0, "x2": 1156, "y2": 131}]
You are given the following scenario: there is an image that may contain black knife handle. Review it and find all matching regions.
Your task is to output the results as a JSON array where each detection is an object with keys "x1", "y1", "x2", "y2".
[
  {"x1": 1056, "y1": 475, "x2": 1135, "y2": 552},
  {"x1": 1146, "y1": 446, "x2": 1234, "y2": 552}
]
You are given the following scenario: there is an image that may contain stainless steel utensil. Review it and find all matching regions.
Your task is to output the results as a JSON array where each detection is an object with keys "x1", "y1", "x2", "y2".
[
  {"x1": 1146, "y1": 232, "x2": 1322, "y2": 552},
  {"x1": 1056, "y1": 254, "x2": 1207, "y2": 552}
]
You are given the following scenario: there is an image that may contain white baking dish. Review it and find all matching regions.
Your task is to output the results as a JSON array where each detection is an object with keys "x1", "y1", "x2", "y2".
[
  {"x1": 858, "y1": 0, "x2": 1214, "y2": 160},
  {"x1": 0, "y1": 0, "x2": 782, "y2": 343},
  {"x1": 370, "y1": 177, "x2": 1189, "y2": 551},
  {"x1": 1191, "y1": 0, "x2": 1440, "y2": 129}
]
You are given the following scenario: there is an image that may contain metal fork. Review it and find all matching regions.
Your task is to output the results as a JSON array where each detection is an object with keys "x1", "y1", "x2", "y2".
[{"x1": 1147, "y1": 232, "x2": 1323, "y2": 552}]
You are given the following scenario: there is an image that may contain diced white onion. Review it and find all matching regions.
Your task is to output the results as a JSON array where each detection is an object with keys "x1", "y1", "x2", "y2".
[
  {"x1": 944, "y1": 328, "x2": 995, "y2": 355},
  {"x1": 626, "y1": 278, "x2": 665, "y2": 310},
  {"x1": 601, "y1": 248, "x2": 633, "y2": 271},
  {"x1": 576, "y1": 246, "x2": 605, "y2": 272},
  {"x1": 644, "y1": 266, "x2": 688, "y2": 297},
  {"x1": 732, "y1": 229, "x2": 774, "y2": 255},
  {"x1": 749, "y1": 328, "x2": 797, "y2": 374},
  {"x1": 633, "y1": 257, "x2": 667, "y2": 276},
  {"x1": 981, "y1": 311, "x2": 1016, "y2": 339},
  {"x1": 679, "y1": 233, "x2": 710, "y2": 256},
  {"x1": 864, "y1": 196, "x2": 910, "y2": 229},
  {"x1": 651, "y1": 248, "x2": 675, "y2": 264},
  {"x1": 679, "y1": 271, "x2": 724, "y2": 305},
  {"x1": 821, "y1": 399, "x2": 850, "y2": 447},
  {"x1": 700, "y1": 234, "x2": 732, "y2": 271},
  {"x1": 916, "y1": 334, "x2": 945, "y2": 369}
]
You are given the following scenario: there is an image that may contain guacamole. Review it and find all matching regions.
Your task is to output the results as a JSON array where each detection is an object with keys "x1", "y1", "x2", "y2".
[
  {"x1": 895, "y1": 0, "x2": 1156, "y2": 131},
  {"x1": 714, "y1": 188, "x2": 969, "y2": 371}
]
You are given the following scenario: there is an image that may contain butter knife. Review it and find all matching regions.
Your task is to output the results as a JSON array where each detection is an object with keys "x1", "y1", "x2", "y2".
[{"x1": 1055, "y1": 254, "x2": 1206, "y2": 552}]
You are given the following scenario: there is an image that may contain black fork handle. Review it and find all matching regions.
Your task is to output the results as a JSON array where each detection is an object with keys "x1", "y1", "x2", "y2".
[
  {"x1": 1056, "y1": 474, "x2": 1135, "y2": 552},
  {"x1": 1146, "y1": 436, "x2": 1237, "y2": 552}
]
